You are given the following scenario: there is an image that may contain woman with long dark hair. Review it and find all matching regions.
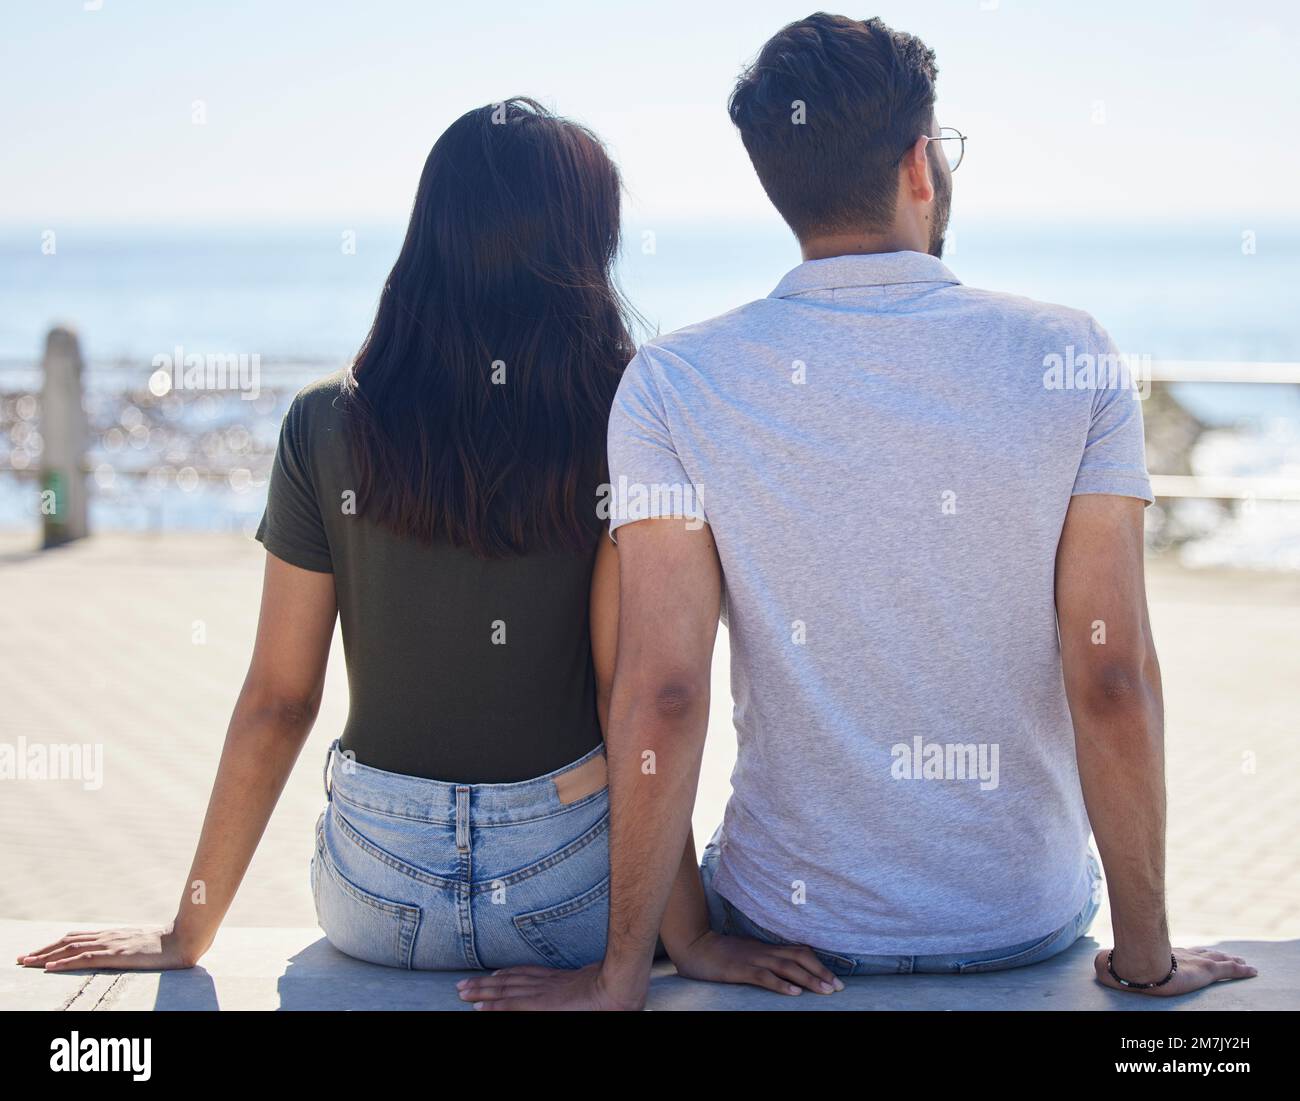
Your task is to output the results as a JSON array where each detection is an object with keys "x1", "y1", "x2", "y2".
[{"x1": 19, "y1": 101, "x2": 834, "y2": 992}]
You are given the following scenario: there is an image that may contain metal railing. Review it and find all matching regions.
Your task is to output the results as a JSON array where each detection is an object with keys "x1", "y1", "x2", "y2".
[
  {"x1": 1143, "y1": 360, "x2": 1299, "y2": 501},
  {"x1": 3, "y1": 354, "x2": 1298, "y2": 503}
]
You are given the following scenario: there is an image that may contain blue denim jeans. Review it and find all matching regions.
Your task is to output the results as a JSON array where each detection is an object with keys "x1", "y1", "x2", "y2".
[
  {"x1": 700, "y1": 834, "x2": 1101, "y2": 977},
  {"x1": 311, "y1": 740, "x2": 609, "y2": 970}
]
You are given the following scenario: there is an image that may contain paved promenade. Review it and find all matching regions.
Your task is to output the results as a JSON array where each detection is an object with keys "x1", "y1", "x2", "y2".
[{"x1": 1, "y1": 532, "x2": 1296, "y2": 1009}]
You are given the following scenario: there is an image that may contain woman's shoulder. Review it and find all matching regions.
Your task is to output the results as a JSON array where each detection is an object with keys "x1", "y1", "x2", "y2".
[
  {"x1": 274, "y1": 370, "x2": 354, "y2": 483},
  {"x1": 289, "y1": 368, "x2": 350, "y2": 414},
  {"x1": 282, "y1": 369, "x2": 351, "y2": 437}
]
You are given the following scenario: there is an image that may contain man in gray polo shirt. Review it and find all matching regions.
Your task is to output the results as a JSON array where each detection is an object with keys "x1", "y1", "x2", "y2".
[{"x1": 463, "y1": 13, "x2": 1256, "y2": 1009}]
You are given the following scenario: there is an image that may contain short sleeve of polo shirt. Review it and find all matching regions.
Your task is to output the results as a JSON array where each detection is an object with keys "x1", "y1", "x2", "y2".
[
  {"x1": 1070, "y1": 321, "x2": 1155, "y2": 504},
  {"x1": 607, "y1": 348, "x2": 709, "y2": 537},
  {"x1": 255, "y1": 392, "x2": 333, "y2": 572}
]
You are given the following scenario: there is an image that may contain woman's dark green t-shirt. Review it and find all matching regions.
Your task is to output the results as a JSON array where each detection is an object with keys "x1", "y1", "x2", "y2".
[{"x1": 255, "y1": 372, "x2": 603, "y2": 784}]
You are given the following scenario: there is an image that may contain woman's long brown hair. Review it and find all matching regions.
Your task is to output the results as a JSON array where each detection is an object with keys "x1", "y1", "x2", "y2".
[{"x1": 343, "y1": 98, "x2": 635, "y2": 558}]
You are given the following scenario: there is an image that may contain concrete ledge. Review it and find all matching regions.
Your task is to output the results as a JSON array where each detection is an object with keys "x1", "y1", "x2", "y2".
[{"x1": 4, "y1": 921, "x2": 1295, "y2": 1011}]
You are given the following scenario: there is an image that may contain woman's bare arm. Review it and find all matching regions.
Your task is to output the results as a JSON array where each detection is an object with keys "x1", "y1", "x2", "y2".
[
  {"x1": 18, "y1": 552, "x2": 337, "y2": 971},
  {"x1": 589, "y1": 533, "x2": 619, "y2": 736}
]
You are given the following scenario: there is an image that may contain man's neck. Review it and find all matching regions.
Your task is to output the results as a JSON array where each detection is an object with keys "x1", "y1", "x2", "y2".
[{"x1": 800, "y1": 230, "x2": 927, "y2": 262}]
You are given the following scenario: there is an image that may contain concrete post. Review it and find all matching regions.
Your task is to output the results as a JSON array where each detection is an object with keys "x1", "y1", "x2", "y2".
[{"x1": 39, "y1": 326, "x2": 90, "y2": 547}]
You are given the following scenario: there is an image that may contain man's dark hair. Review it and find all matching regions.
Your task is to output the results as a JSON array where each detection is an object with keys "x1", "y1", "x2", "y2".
[{"x1": 729, "y1": 13, "x2": 938, "y2": 239}]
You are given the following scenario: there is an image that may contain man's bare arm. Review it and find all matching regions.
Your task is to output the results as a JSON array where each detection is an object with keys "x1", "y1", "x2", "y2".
[
  {"x1": 1056, "y1": 494, "x2": 1254, "y2": 993},
  {"x1": 592, "y1": 534, "x2": 706, "y2": 951},
  {"x1": 460, "y1": 520, "x2": 835, "y2": 1008},
  {"x1": 595, "y1": 517, "x2": 722, "y2": 1007},
  {"x1": 1057, "y1": 494, "x2": 1167, "y2": 975}
]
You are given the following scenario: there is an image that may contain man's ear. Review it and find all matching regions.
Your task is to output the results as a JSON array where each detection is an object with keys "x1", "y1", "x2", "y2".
[{"x1": 901, "y1": 135, "x2": 936, "y2": 204}]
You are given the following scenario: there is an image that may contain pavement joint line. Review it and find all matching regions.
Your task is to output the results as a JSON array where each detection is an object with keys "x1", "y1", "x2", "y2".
[
  {"x1": 58, "y1": 974, "x2": 98, "y2": 1011},
  {"x1": 89, "y1": 972, "x2": 127, "y2": 1012},
  {"x1": 56, "y1": 971, "x2": 127, "y2": 1012}
]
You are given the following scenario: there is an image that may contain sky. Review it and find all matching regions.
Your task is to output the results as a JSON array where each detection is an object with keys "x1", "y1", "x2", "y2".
[{"x1": 1, "y1": 0, "x2": 1298, "y2": 227}]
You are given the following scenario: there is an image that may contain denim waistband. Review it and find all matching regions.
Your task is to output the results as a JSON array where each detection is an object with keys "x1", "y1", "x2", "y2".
[{"x1": 323, "y1": 739, "x2": 606, "y2": 826}]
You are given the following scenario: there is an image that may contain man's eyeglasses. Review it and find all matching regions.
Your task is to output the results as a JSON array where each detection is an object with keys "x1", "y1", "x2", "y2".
[
  {"x1": 928, "y1": 127, "x2": 966, "y2": 172},
  {"x1": 896, "y1": 127, "x2": 967, "y2": 172}
]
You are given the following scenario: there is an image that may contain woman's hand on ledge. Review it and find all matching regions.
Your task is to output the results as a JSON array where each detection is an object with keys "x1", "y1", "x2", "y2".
[
  {"x1": 16, "y1": 924, "x2": 204, "y2": 972},
  {"x1": 458, "y1": 962, "x2": 645, "y2": 1011}
]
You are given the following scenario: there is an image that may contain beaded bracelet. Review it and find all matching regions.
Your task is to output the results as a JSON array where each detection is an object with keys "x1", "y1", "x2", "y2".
[{"x1": 1107, "y1": 949, "x2": 1178, "y2": 989}]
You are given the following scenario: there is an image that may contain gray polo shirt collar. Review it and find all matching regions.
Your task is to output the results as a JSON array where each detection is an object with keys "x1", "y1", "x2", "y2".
[{"x1": 769, "y1": 250, "x2": 962, "y2": 299}]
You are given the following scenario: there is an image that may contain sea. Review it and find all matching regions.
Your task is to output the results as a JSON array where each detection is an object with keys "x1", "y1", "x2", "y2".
[{"x1": 1, "y1": 219, "x2": 1297, "y2": 568}]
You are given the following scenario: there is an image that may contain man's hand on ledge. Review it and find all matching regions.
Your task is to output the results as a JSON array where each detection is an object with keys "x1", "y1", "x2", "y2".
[
  {"x1": 16, "y1": 924, "x2": 202, "y2": 972},
  {"x1": 458, "y1": 933, "x2": 844, "y2": 1010},
  {"x1": 1095, "y1": 945, "x2": 1257, "y2": 996}
]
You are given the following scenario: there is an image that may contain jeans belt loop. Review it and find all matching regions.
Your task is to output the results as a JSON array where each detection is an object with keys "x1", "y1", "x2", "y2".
[
  {"x1": 455, "y1": 787, "x2": 470, "y2": 853},
  {"x1": 323, "y1": 739, "x2": 339, "y2": 801}
]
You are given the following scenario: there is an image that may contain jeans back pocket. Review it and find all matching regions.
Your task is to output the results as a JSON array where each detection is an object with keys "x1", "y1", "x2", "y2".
[
  {"x1": 512, "y1": 875, "x2": 610, "y2": 969},
  {"x1": 313, "y1": 833, "x2": 421, "y2": 969}
]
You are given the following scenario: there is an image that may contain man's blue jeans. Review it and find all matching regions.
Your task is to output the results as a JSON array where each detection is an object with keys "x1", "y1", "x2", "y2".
[{"x1": 699, "y1": 834, "x2": 1101, "y2": 977}]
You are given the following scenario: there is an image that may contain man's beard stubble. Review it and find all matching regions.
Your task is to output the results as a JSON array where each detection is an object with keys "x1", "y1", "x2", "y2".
[{"x1": 929, "y1": 155, "x2": 952, "y2": 259}]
